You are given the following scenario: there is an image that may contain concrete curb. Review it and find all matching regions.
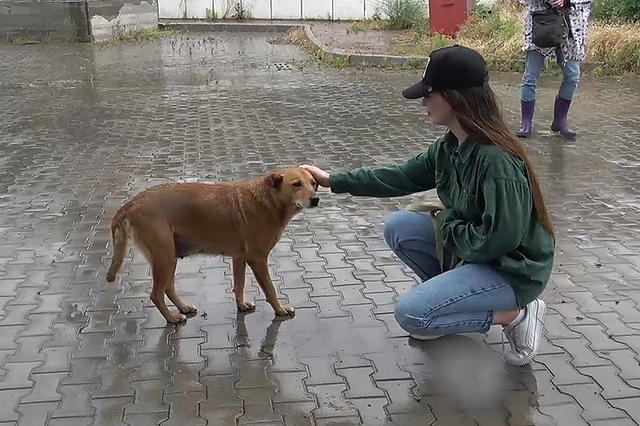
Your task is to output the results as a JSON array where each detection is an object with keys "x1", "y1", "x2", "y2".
[
  {"x1": 300, "y1": 24, "x2": 428, "y2": 68},
  {"x1": 158, "y1": 19, "x2": 603, "y2": 72},
  {"x1": 159, "y1": 19, "x2": 429, "y2": 68}
]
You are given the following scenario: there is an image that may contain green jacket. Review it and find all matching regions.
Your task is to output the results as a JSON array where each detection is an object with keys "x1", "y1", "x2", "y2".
[{"x1": 329, "y1": 133, "x2": 554, "y2": 307}]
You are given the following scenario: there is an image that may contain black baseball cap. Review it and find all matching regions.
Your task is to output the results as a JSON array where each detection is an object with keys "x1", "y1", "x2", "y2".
[{"x1": 402, "y1": 45, "x2": 489, "y2": 99}]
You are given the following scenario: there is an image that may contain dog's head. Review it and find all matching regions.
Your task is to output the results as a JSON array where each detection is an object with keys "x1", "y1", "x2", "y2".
[{"x1": 265, "y1": 168, "x2": 319, "y2": 211}]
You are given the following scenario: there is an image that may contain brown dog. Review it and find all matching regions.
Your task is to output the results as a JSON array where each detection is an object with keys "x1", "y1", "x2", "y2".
[{"x1": 106, "y1": 168, "x2": 319, "y2": 323}]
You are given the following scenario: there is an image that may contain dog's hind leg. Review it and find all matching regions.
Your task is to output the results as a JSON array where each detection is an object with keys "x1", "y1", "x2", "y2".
[
  {"x1": 166, "y1": 270, "x2": 198, "y2": 315},
  {"x1": 135, "y1": 219, "x2": 186, "y2": 324},
  {"x1": 150, "y1": 257, "x2": 186, "y2": 323},
  {"x1": 233, "y1": 256, "x2": 255, "y2": 312}
]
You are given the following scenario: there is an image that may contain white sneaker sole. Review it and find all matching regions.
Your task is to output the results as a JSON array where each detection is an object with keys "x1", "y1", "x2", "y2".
[{"x1": 410, "y1": 333, "x2": 444, "y2": 341}]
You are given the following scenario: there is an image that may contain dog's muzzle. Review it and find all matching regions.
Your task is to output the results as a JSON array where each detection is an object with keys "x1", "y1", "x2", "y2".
[{"x1": 310, "y1": 197, "x2": 320, "y2": 208}]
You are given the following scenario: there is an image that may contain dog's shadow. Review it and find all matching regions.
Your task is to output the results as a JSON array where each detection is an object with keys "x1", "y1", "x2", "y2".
[{"x1": 407, "y1": 334, "x2": 540, "y2": 415}]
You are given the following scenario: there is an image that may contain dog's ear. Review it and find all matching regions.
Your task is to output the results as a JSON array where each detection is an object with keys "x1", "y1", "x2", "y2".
[{"x1": 266, "y1": 173, "x2": 284, "y2": 188}]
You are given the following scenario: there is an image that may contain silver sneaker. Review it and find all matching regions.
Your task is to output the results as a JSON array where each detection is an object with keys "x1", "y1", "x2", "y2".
[{"x1": 502, "y1": 299, "x2": 546, "y2": 366}]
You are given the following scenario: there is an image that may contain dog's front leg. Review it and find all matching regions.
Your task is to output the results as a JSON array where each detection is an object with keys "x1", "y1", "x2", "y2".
[
  {"x1": 247, "y1": 257, "x2": 294, "y2": 316},
  {"x1": 233, "y1": 256, "x2": 255, "y2": 312}
]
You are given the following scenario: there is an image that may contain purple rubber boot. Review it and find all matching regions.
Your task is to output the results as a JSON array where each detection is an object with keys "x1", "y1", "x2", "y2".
[
  {"x1": 551, "y1": 97, "x2": 577, "y2": 139},
  {"x1": 516, "y1": 100, "x2": 535, "y2": 138}
]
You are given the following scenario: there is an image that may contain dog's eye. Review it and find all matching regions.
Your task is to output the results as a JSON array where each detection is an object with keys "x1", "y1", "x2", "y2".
[
  {"x1": 292, "y1": 181, "x2": 302, "y2": 187},
  {"x1": 311, "y1": 180, "x2": 317, "y2": 188}
]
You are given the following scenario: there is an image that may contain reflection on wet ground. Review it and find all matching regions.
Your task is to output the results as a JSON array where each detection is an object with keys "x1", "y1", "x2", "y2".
[{"x1": 1, "y1": 32, "x2": 640, "y2": 425}]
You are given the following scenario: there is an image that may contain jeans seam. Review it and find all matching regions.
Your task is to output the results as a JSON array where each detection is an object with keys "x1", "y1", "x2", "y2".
[
  {"x1": 423, "y1": 311, "x2": 493, "y2": 333},
  {"x1": 421, "y1": 282, "x2": 511, "y2": 322}
]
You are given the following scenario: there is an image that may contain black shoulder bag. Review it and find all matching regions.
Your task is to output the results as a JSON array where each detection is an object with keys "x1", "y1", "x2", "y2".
[{"x1": 531, "y1": 3, "x2": 567, "y2": 48}]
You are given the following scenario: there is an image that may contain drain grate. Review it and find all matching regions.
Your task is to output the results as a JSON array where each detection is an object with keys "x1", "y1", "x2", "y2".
[{"x1": 270, "y1": 62, "x2": 293, "y2": 71}]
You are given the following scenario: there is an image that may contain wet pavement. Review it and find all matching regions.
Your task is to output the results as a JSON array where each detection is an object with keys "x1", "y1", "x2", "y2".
[{"x1": 1, "y1": 32, "x2": 640, "y2": 426}]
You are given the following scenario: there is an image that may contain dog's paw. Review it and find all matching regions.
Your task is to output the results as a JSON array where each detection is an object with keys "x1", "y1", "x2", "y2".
[
  {"x1": 167, "y1": 312, "x2": 187, "y2": 324},
  {"x1": 237, "y1": 301, "x2": 256, "y2": 312},
  {"x1": 179, "y1": 303, "x2": 198, "y2": 314},
  {"x1": 275, "y1": 305, "x2": 295, "y2": 316}
]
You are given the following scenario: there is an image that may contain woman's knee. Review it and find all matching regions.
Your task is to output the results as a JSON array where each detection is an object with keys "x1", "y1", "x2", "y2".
[
  {"x1": 562, "y1": 61, "x2": 581, "y2": 85},
  {"x1": 558, "y1": 62, "x2": 581, "y2": 100},
  {"x1": 394, "y1": 291, "x2": 433, "y2": 333},
  {"x1": 394, "y1": 295, "x2": 420, "y2": 333},
  {"x1": 383, "y1": 210, "x2": 429, "y2": 251},
  {"x1": 522, "y1": 66, "x2": 540, "y2": 86},
  {"x1": 521, "y1": 68, "x2": 541, "y2": 102}
]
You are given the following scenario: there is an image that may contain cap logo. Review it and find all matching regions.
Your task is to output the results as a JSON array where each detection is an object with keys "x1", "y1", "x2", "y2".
[{"x1": 422, "y1": 57, "x2": 430, "y2": 80}]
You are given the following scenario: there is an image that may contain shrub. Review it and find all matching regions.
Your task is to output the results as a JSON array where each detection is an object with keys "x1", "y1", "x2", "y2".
[
  {"x1": 592, "y1": 0, "x2": 640, "y2": 23},
  {"x1": 380, "y1": 0, "x2": 428, "y2": 30}
]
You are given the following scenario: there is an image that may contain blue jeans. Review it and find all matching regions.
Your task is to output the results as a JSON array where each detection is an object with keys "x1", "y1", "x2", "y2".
[
  {"x1": 521, "y1": 49, "x2": 581, "y2": 102},
  {"x1": 385, "y1": 211, "x2": 518, "y2": 338}
]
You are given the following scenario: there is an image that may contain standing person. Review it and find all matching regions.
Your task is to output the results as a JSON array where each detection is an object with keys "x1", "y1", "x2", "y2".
[
  {"x1": 302, "y1": 45, "x2": 555, "y2": 366},
  {"x1": 517, "y1": 0, "x2": 592, "y2": 139}
]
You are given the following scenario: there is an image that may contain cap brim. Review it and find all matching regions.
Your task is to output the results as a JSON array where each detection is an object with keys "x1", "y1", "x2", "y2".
[{"x1": 402, "y1": 80, "x2": 432, "y2": 99}]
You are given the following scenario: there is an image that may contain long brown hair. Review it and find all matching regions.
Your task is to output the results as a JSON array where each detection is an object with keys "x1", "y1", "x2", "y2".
[{"x1": 440, "y1": 83, "x2": 554, "y2": 239}]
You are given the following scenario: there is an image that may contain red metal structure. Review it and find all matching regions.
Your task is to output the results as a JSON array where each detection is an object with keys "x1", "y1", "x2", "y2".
[{"x1": 429, "y1": 0, "x2": 475, "y2": 36}]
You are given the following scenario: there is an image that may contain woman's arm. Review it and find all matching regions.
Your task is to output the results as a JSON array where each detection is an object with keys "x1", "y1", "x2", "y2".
[
  {"x1": 302, "y1": 140, "x2": 439, "y2": 198},
  {"x1": 328, "y1": 150, "x2": 437, "y2": 197}
]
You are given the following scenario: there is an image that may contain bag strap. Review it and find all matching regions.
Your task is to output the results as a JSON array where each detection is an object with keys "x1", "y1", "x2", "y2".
[{"x1": 404, "y1": 201, "x2": 463, "y2": 273}]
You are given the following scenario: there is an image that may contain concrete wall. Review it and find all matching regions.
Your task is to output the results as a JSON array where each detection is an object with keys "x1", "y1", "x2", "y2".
[
  {"x1": 89, "y1": 0, "x2": 158, "y2": 42},
  {"x1": 0, "y1": 0, "x2": 158, "y2": 42},
  {"x1": 158, "y1": 0, "x2": 388, "y2": 20},
  {"x1": 0, "y1": 1, "x2": 91, "y2": 42}
]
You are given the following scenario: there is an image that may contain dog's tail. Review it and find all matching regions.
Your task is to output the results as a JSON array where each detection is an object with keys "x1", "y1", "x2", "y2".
[{"x1": 106, "y1": 210, "x2": 130, "y2": 282}]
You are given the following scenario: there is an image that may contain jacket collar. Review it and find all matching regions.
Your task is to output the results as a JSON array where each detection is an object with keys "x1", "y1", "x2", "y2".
[{"x1": 443, "y1": 131, "x2": 477, "y2": 162}]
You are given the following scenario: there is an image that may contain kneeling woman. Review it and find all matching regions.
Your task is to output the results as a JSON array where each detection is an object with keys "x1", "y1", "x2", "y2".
[{"x1": 302, "y1": 45, "x2": 555, "y2": 366}]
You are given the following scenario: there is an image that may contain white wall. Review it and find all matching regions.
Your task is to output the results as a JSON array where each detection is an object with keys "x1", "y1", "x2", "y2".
[
  {"x1": 158, "y1": 0, "x2": 389, "y2": 20},
  {"x1": 92, "y1": 1, "x2": 159, "y2": 42}
]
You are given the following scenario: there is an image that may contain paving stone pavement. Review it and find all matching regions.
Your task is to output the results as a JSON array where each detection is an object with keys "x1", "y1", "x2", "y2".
[{"x1": 1, "y1": 32, "x2": 640, "y2": 426}]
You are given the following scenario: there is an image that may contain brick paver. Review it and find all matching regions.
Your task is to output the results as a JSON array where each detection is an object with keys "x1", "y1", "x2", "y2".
[{"x1": 1, "y1": 32, "x2": 640, "y2": 425}]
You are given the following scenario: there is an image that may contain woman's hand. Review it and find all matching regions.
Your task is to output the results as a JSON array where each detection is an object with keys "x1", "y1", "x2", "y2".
[
  {"x1": 299, "y1": 165, "x2": 330, "y2": 188},
  {"x1": 549, "y1": 0, "x2": 564, "y2": 8}
]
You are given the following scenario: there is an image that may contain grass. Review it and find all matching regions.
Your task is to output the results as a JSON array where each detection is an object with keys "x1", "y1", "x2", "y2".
[
  {"x1": 287, "y1": 28, "x2": 350, "y2": 67},
  {"x1": 391, "y1": 32, "x2": 453, "y2": 56},
  {"x1": 1, "y1": 26, "x2": 172, "y2": 45},
  {"x1": 379, "y1": 0, "x2": 427, "y2": 30},
  {"x1": 100, "y1": 27, "x2": 174, "y2": 45},
  {"x1": 348, "y1": 18, "x2": 391, "y2": 34},
  {"x1": 587, "y1": 23, "x2": 640, "y2": 75},
  {"x1": 386, "y1": 1, "x2": 525, "y2": 71},
  {"x1": 454, "y1": 0, "x2": 525, "y2": 71},
  {"x1": 390, "y1": 0, "x2": 640, "y2": 75},
  {"x1": 290, "y1": 0, "x2": 639, "y2": 75},
  {"x1": 348, "y1": 0, "x2": 430, "y2": 34},
  {"x1": 205, "y1": 8, "x2": 218, "y2": 20},
  {"x1": 592, "y1": 0, "x2": 640, "y2": 24},
  {"x1": 232, "y1": 2, "x2": 253, "y2": 20}
]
